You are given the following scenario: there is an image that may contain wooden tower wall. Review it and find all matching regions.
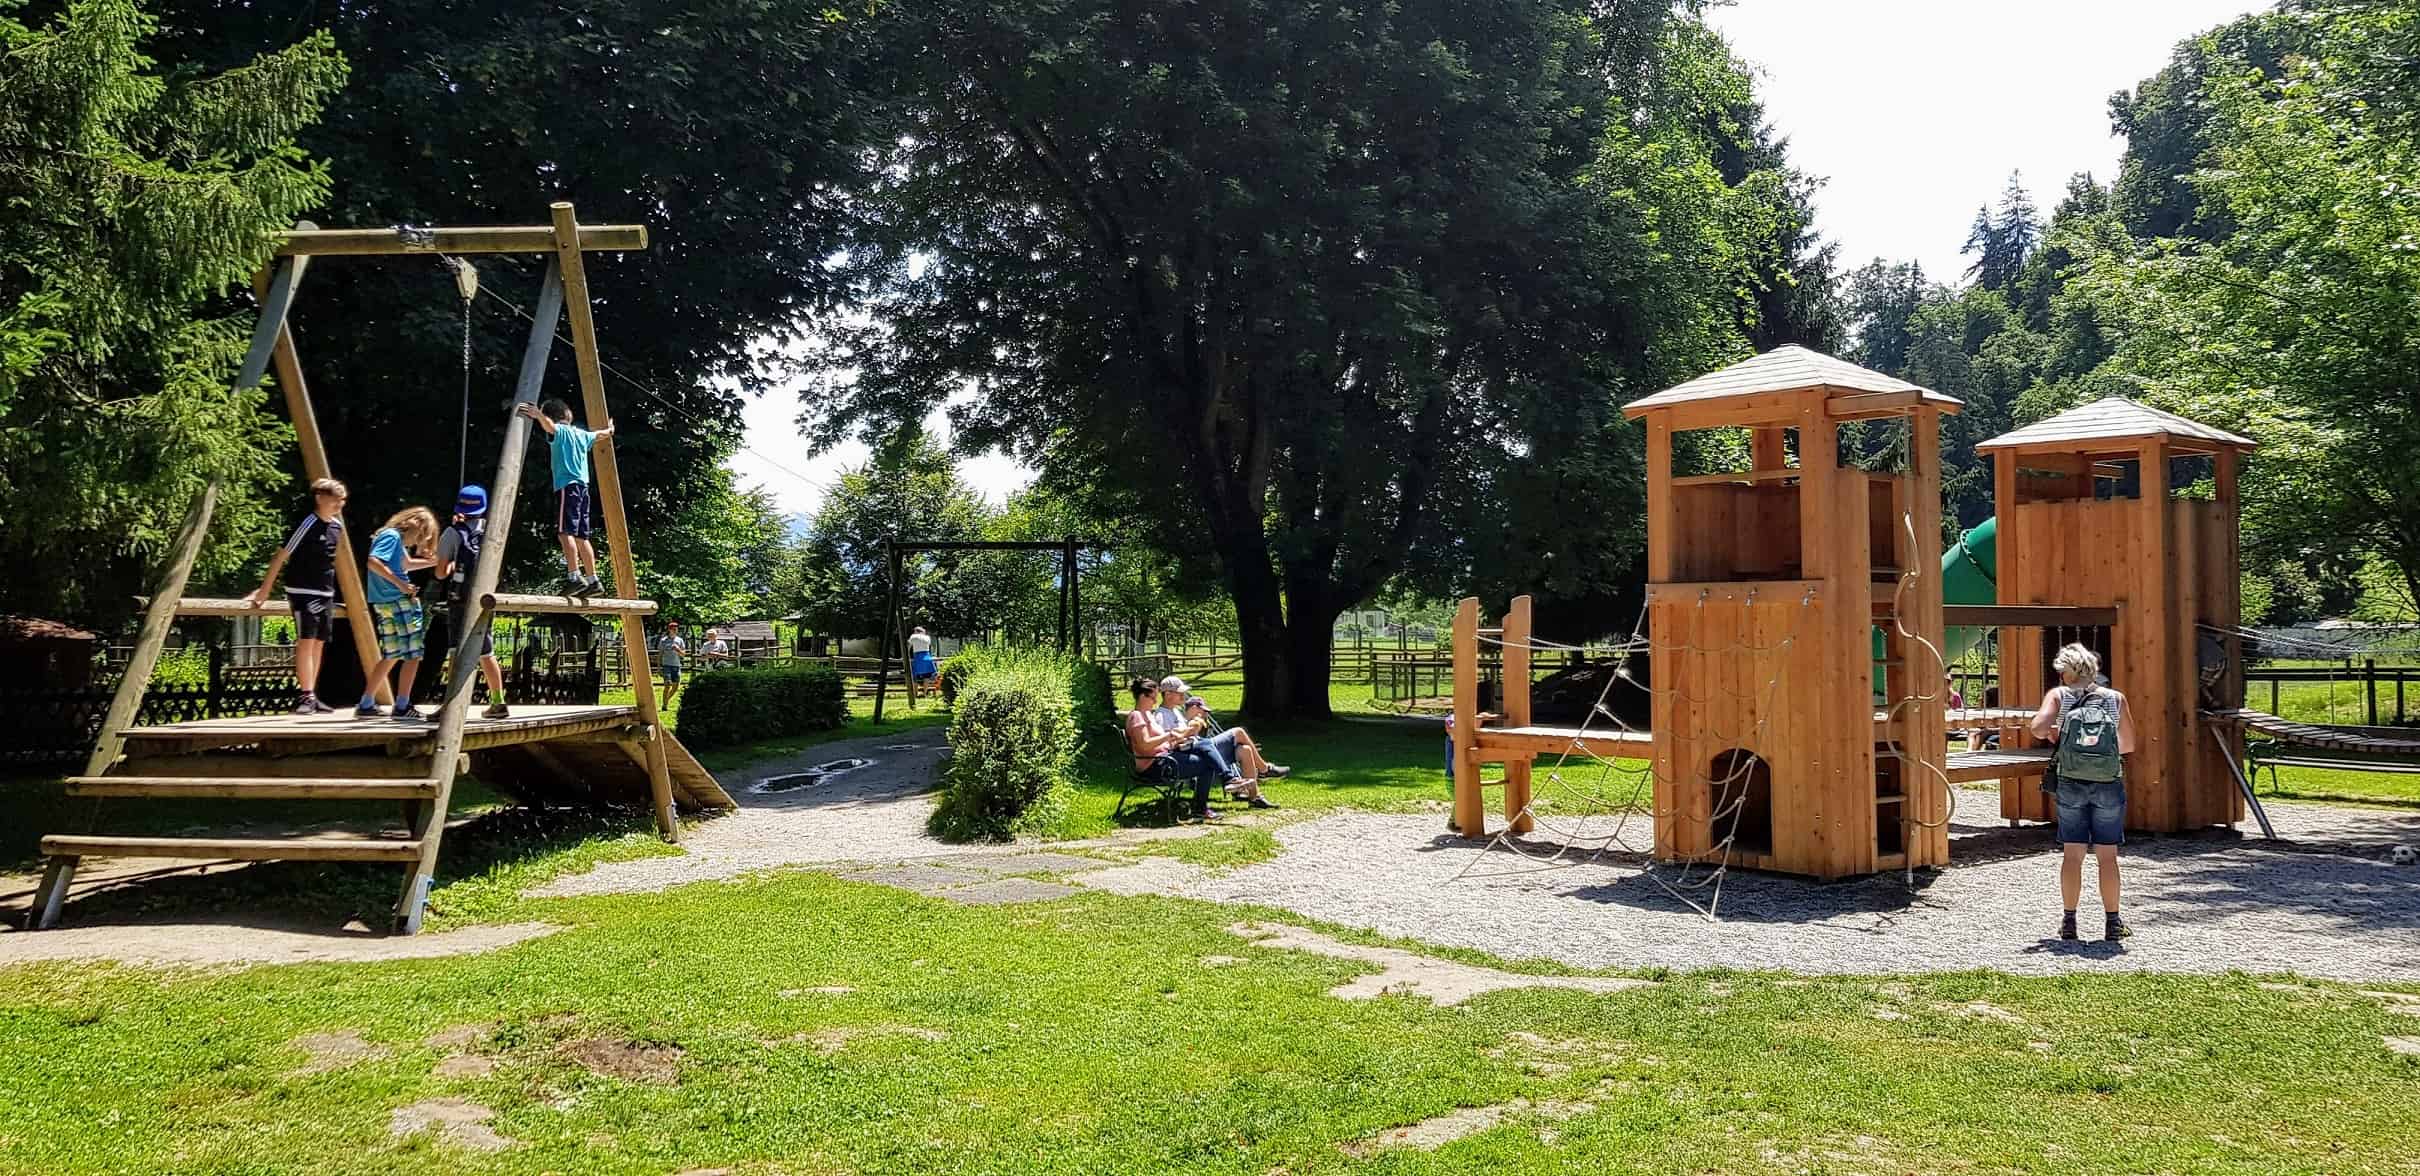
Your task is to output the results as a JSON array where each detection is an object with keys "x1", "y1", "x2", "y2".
[{"x1": 1991, "y1": 446, "x2": 2244, "y2": 832}]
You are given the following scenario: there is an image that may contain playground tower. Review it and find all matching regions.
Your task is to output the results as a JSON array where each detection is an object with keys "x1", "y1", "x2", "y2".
[
  {"x1": 1977, "y1": 398, "x2": 2256, "y2": 832},
  {"x1": 1620, "y1": 347, "x2": 1960, "y2": 880}
]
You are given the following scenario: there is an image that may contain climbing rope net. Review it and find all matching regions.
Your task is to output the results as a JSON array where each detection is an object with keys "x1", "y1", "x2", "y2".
[{"x1": 1446, "y1": 510, "x2": 1959, "y2": 920}]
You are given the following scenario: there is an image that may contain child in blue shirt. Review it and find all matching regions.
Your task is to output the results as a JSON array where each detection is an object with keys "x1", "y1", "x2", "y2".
[
  {"x1": 359, "y1": 506, "x2": 439, "y2": 721},
  {"x1": 516, "y1": 397, "x2": 617, "y2": 597}
]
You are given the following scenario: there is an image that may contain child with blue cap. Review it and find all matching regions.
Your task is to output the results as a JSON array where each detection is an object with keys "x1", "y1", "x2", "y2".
[{"x1": 433, "y1": 485, "x2": 510, "y2": 718}]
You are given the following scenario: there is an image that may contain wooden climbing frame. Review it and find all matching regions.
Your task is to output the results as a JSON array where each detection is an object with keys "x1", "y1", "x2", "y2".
[{"x1": 29, "y1": 205, "x2": 735, "y2": 935}]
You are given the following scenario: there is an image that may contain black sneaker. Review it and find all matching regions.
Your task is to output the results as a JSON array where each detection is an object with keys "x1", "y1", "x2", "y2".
[
  {"x1": 354, "y1": 701, "x2": 383, "y2": 719},
  {"x1": 1248, "y1": 796, "x2": 1280, "y2": 810},
  {"x1": 556, "y1": 574, "x2": 586, "y2": 596},
  {"x1": 2105, "y1": 915, "x2": 2133, "y2": 941},
  {"x1": 2058, "y1": 913, "x2": 2079, "y2": 941},
  {"x1": 581, "y1": 575, "x2": 607, "y2": 598},
  {"x1": 481, "y1": 702, "x2": 511, "y2": 719},
  {"x1": 391, "y1": 705, "x2": 428, "y2": 723}
]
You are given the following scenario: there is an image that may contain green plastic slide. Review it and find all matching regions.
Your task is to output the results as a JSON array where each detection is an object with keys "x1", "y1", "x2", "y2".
[{"x1": 1873, "y1": 516, "x2": 1997, "y2": 698}]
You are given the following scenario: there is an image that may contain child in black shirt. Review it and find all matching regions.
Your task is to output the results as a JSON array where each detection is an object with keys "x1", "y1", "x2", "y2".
[{"x1": 246, "y1": 478, "x2": 348, "y2": 714}]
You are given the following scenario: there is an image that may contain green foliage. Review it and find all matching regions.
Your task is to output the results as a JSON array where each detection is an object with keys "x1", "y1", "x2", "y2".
[
  {"x1": 783, "y1": 433, "x2": 990, "y2": 639},
  {"x1": 2071, "y1": 1, "x2": 2420, "y2": 615},
  {"x1": 633, "y1": 475, "x2": 791, "y2": 622},
  {"x1": 143, "y1": 0, "x2": 890, "y2": 599},
  {"x1": 672, "y1": 661, "x2": 846, "y2": 750},
  {"x1": 810, "y1": 1, "x2": 1831, "y2": 713},
  {"x1": 931, "y1": 648, "x2": 1081, "y2": 841},
  {"x1": 0, "y1": 0, "x2": 346, "y2": 623}
]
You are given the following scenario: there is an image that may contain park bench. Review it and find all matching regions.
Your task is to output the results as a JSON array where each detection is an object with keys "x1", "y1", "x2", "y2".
[{"x1": 1105, "y1": 719, "x2": 1219, "y2": 823}]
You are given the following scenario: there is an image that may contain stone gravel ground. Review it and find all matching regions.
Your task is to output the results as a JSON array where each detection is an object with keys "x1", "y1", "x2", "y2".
[{"x1": 1082, "y1": 789, "x2": 2420, "y2": 981}]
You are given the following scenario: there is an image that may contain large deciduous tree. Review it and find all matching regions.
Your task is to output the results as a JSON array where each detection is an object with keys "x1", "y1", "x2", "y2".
[
  {"x1": 810, "y1": 0, "x2": 1827, "y2": 716},
  {"x1": 0, "y1": 0, "x2": 346, "y2": 621},
  {"x1": 2077, "y1": 1, "x2": 2420, "y2": 615}
]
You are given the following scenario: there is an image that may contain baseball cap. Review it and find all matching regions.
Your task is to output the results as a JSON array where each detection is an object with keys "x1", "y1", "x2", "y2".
[
  {"x1": 455, "y1": 485, "x2": 489, "y2": 517},
  {"x1": 1159, "y1": 675, "x2": 1188, "y2": 692}
]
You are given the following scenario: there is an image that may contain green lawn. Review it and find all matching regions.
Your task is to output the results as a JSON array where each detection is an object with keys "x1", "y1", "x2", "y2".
[{"x1": 5, "y1": 871, "x2": 2417, "y2": 1174}]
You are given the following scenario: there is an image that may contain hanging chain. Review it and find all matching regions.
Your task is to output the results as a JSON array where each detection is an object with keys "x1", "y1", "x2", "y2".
[{"x1": 459, "y1": 292, "x2": 472, "y2": 490}]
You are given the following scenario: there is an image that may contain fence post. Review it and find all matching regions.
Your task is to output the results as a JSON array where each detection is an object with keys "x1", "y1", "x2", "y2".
[
  {"x1": 207, "y1": 642, "x2": 225, "y2": 717},
  {"x1": 2366, "y1": 658, "x2": 2379, "y2": 726}
]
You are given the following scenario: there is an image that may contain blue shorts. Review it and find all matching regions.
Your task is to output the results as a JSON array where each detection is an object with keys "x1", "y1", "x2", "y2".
[
  {"x1": 2055, "y1": 776, "x2": 2126, "y2": 846},
  {"x1": 661, "y1": 664, "x2": 683, "y2": 684},
  {"x1": 556, "y1": 482, "x2": 593, "y2": 538}
]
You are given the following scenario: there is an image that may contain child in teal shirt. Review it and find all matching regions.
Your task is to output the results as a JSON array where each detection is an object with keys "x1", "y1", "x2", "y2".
[
  {"x1": 359, "y1": 506, "x2": 438, "y2": 721},
  {"x1": 517, "y1": 397, "x2": 617, "y2": 596}
]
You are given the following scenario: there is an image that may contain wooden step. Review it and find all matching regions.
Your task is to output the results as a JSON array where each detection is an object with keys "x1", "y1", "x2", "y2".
[
  {"x1": 65, "y1": 776, "x2": 438, "y2": 800},
  {"x1": 40, "y1": 834, "x2": 424, "y2": 863},
  {"x1": 113, "y1": 754, "x2": 443, "y2": 779}
]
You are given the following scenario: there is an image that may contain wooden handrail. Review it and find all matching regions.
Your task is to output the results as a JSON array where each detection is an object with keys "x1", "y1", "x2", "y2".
[
  {"x1": 274, "y1": 224, "x2": 647, "y2": 256},
  {"x1": 1943, "y1": 604, "x2": 2120, "y2": 627},
  {"x1": 480, "y1": 592, "x2": 659, "y2": 616}
]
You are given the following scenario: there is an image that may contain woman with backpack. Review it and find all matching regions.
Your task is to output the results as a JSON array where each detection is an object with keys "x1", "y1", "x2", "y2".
[{"x1": 2028, "y1": 644, "x2": 2140, "y2": 941}]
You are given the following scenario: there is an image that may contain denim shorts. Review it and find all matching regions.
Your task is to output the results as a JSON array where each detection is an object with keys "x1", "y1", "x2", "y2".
[{"x1": 2054, "y1": 775, "x2": 2126, "y2": 846}]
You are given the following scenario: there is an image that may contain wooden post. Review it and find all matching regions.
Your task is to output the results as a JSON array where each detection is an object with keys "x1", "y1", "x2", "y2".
[
  {"x1": 1451, "y1": 597, "x2": 1483, "y2": 837},
  {"x1": 1067, "y1": 536, "x2": 1083, "y2": 660},
  {"x1": 86, "y1": 483, "x2": 218, "y2": 778},
  {"x1": 2133, "y1": 439, "x2": 2173, "y2": 831},
  {"x1": 1643, "y1": 417, "x2": 1678, "y2": 858},
  {"x1": 260, "y1": 282, "x2": 391, "y2": 707},
  {"x1": 1906, "y1": 405, "x2": 1949, "y2": 866},
  {"x1": 1502, "y1": 595, "x2": 1535, "y2": 835},
  {"x1": 395, "y1": 259, "x2": 566, "y2": 933},
  {"x1": 551, "y1": 202, "x2": 676, "y2": 842},
  {"x1": 1750, "y1": 426, "x2": 1788, "y2": 472}
]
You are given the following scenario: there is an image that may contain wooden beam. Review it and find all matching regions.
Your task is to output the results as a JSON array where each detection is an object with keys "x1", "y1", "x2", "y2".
[
  {"x1": 65, "y1": 777, "x2": 439, "y2": 800},
  {"x1": 141, "y1": 596, "x2": 294, "y2": 617},
  {"x1": 234, "y1": 248, "x2": 308, "y2": 392},
  {"x1": 1451, "y1": 597, "x2": 1483, "y2": 837},
  {"x1": 1943, "y1": 604, "x2": 2121, "y2": 628},
  {"x1": 82, "y1": 483, "x2": 217, "y2": 780},
  {"x1": 1646, "y1": 580, "x2": 1820, "y2": 603},
  {"x1": 1669, "y1": 468, "x2": 1802, "y2": 487},
  {"x1": 553, "y1": 201, "x2": 678, "y2": 842},
  {"x1": 1824, "y1": 389, "x2": 1924, "y2": 419},
  {"x1": 273, "y1": 224, "x2": 647, "y2": 257},
  {"x1": 1501, "y1": 595, "x2": 1534, "y2": 835},
  {"x1": 480, "y1": 592, "x2": 659, "y2": 616},
  {"x1": 397, "y1": 254, "x2": 565, "y2": 933},
  {"x1": 263, "y1": 304, "x2": 391, "y2": 707},
  {"x1": 40, "y1": 834, "x2": 423, "y2": 863}
]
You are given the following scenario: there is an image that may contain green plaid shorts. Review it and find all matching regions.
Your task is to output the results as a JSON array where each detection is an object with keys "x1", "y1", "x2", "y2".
[{"x1": 371, "y1": 599, "x2": 425, "y2": 661}]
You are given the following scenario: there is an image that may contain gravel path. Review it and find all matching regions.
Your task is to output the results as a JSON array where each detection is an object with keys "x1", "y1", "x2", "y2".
[{"x1": 1082, "y1": 790, "x2": 2420, "y2": 981}]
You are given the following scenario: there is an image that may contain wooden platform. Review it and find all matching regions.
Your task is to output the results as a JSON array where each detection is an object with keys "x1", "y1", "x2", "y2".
[
  {"x1": 1944, "y1": 747, "x2": 2053, "y2": 783},
  {"x1": 120, "y1": 704, "x2": 640, "y2": 754}
]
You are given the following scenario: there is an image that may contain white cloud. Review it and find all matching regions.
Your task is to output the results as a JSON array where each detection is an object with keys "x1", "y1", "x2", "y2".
[{"x1": 1705, "y1": 0, "x2": 2265, "y2": 281}]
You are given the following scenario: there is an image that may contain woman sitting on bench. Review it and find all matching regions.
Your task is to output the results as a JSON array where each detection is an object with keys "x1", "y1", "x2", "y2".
[{"x1": 1126, "y1": 676, "x2": 1241, "y2": 821}]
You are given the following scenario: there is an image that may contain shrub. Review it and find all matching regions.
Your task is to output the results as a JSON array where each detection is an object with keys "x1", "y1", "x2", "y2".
[
  {"x1": 931, "y1": 649, "x2": 1082, "y2": 841},
  {"x1": 673, "y1": 661, "x2": 847, "y2": 749}
]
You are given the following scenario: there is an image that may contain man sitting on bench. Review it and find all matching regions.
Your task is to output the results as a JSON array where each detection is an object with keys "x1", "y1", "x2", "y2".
[
  {"x1": 1154, "y1": 676, "x2": 1283, "y2": 809},
  {"x1": 1125, "y1": 676, "x2": 1239, "y2": 821}
]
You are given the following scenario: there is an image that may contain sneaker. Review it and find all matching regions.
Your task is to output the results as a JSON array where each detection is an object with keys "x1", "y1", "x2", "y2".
[
  {"x1": 2104, "y1": 915, "x2": 2132, "y2": 941},
  {"x1": 482, "y1": 701, "x2": 511, "y2": 719},
  {"x1": 2058, "y1": 913, "x2": 2079, "y2": 941},
  {"x1": 391, "y1": 705, "x2": 428, "y2": 723},
  {"x1": 1263, "y1": 764, "x2": 1291, "y2": 778},
  {"x1": 307, "y1": 697, "x2": 335, "y2": 715},
  {"x1": 573, "y1": 575, "x2": 602, "y2": 598},
  {"x1": 1247, "y1": 796, "x2": 1280, "y2": 810},
  {"x1": 585, "y1": 574, "x2": 608, "y2": 597},
  {"x1": 556, "y1": 574, "x2": 586, "y2": 596},
  {"x1": 354, "y1": 700, "x2": 383, "y2": 719},
  {"x1": 290, "y1": 698, "x2": 319, "y2": 716}
]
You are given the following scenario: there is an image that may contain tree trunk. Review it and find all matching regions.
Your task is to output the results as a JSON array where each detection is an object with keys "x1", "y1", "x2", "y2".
[{"x1": 1284, "y1": 612, "x2": 1336, "y2": 719}]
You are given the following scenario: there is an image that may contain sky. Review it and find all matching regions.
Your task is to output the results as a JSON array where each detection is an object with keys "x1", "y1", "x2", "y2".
[
  {"x1": 732, "y1": 0, "x2": 2267, "y2": 520},
  {"x1": 1703, "y1": 0, "x2": 2266, "y2": 281}
]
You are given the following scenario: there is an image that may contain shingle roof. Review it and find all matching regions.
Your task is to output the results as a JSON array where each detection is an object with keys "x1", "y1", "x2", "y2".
[
  {"x1": 0, "y1": 616, "x2": 98, "y2": 642},
  {"x1": 1976, "y1": 397, "x2": 2257, "y2": 452},
  {"x1": 1623, "y1": 345, "x2": 1961, "y2": 416}
]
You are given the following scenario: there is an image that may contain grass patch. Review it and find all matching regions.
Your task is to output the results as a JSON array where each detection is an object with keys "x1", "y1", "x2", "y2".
[
  {"x1": 2261, "y1": 762, "x2": 2420, "y2": 807},
  {"x1": 4, "y1": 873, "x2": 2417, "y2": 1174},
  {"x1": 1059, "y1": 714, "x2": 1458, "y2": 840}
]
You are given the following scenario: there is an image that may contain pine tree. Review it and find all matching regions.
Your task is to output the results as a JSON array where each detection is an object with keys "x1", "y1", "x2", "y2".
[{"x1": 0, "y1": 0, "x2": 347, "y2": 620}]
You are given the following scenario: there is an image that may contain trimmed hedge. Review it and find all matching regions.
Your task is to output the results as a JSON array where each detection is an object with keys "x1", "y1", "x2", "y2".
[
  {"x1": 931, "y1": 648, "x2": 1093, "y2": 841},
  {"x1": 673, "y1": 661, "x2": 847, "y2": 749}
]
